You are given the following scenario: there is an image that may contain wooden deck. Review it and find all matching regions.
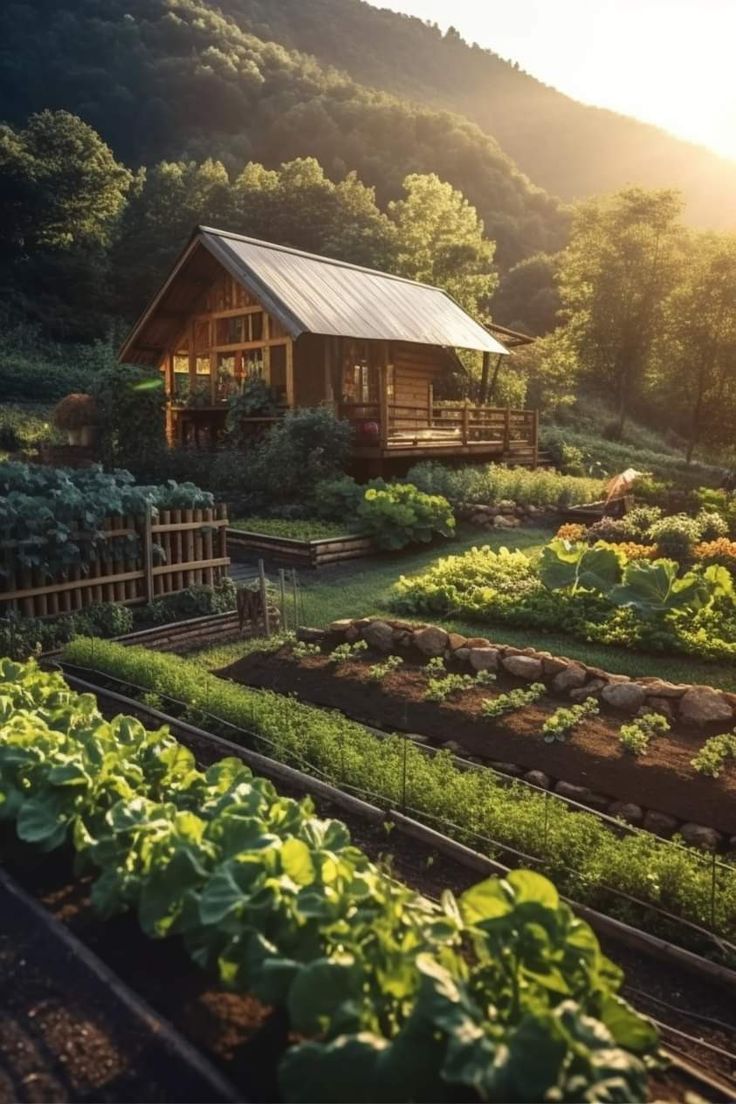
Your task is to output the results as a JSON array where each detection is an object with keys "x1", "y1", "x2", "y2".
[{"x1": 168, "y1": 399, "x2": 541, "y2": 467}]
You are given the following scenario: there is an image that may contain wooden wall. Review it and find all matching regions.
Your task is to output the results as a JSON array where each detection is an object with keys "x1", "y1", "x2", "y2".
[
  {"x1": 392, "y1": 342, "x2": 448, "y2": 428},
  {"x1": 293, "y1": 334, "x2": 331, "y2": 406}
]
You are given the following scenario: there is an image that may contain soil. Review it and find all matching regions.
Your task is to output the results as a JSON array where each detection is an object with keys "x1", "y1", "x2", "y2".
[
  {"x1": 219, "y1": 647, "x2": 736, "y2": 835},
  {"x1": 0, "y1": 861, "x2": 234, "y2": 1103},
  {"x1": 0, "y1": 831, "x2": 280, "y2": 1103}
]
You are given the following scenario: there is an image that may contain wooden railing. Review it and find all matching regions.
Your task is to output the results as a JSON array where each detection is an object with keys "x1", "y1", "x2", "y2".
[
  {"x1": 1, "y1": 506, "x2": 230, "y2": 619},
  {"x1": 337, "y1": 400, "x2": 538, "y2": 459}
]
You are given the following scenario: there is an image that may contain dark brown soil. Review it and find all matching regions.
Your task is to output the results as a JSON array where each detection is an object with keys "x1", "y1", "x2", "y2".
[
  {"x1": 219, "y1": 647, "x2": 736, "y2": 834},
  {"x1": 0, "y1": 831, "x2": 280, "y2": 1102}
]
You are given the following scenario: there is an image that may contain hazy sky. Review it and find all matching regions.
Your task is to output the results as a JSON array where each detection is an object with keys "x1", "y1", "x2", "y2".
[{"x1": 364, "y1": 0, "x2": 736, "y2": 163}]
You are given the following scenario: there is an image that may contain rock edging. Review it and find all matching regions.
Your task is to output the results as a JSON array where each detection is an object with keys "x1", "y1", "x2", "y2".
[{"x1": 321, "y1": 617, "x2": 735, "y2": 728}]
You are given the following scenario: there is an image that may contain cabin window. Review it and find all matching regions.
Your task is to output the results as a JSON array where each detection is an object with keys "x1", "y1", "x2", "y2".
[
  {"x1": 341, "y1": 342, "x2": 378, "y2": 404},
  {"x1": 173, "y1": 352, "x2": 189, "y2": 401},
  {"x1": 215, "y1": 353, "x2": 238, "y2": 401},
  {"x1": 215, "y1": 312, "x2": 265, "y2": 346},
  {"x1": 195, "y1": 355, "x2": 211, "y2": 376},
  {"x1": 243, "y1": 348, "x2": 265, "y2": 378}
]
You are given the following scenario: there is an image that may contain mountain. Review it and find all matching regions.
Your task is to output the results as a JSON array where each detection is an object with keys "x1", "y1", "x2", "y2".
[
  {"x1": 214, "y1": 0, "x2": 736, "y2": 229},
  {"x1": 0, "y1": 0, "x2": 566, "y2": 268}
]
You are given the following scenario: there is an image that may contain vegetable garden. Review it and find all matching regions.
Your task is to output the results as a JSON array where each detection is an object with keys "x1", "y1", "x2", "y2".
[
  {"x1": 0, "y1": 657, "x2": 661, "y2": 1103},
  {"x1": 61, "y1": 637, "x2": 736, "y2": 956}
]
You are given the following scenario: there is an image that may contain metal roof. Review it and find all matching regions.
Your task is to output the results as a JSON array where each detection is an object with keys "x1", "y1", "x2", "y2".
[
  {"x1": 119, "y1": 227, "x2": 510, "y2": 364},
  {"x1": 200, "y1": 228, "x2": 509, "y2": 354}
]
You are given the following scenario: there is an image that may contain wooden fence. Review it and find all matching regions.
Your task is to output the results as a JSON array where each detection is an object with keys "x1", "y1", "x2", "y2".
[{"x1": 1, "y1": 505, "x2": 230, "y2": 619}]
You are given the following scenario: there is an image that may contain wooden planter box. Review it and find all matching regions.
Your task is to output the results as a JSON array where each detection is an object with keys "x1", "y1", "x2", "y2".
[
  {"x1": 1, "y1": 506, "x2": 230, "y2": 619},
  {"x1": 226, "y1": 528, "x2": 375, "y2": 567}
]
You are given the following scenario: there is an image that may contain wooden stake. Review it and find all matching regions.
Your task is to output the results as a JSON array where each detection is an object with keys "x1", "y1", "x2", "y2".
[{"x1": 258, "y1": 559, "x2": 270, "y2": 637}]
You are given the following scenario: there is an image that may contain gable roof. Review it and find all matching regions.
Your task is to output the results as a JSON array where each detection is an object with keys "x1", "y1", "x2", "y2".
[{"x1": 120, "y1": 227, "x2": 509, "y2": 365}]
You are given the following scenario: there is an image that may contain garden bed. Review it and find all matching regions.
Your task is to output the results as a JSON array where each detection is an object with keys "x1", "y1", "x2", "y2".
[
  {"x1": 0, "y1": 862, "x2": 234, "y2": 1103},
  {"x1": 227, "y1": 526, "x2": 374, "y2": 567},
  {"x1": 218, "y1": 646, "x2": 736, "y2": 837}
]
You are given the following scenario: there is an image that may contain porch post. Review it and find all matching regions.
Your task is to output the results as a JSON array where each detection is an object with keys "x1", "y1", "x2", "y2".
[
  {"x1": 480, "y1": 351, "x2": 490, "y2": 404},
  {"x1": 285, "y1": 339, "x2": 295, "y2": 408},
  {"x1": 379, "y1": 340, "x2": 389, "y2": 447}
]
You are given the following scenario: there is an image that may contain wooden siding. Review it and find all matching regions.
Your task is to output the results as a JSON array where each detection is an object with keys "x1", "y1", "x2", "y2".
[
  {"x1": 293, "y1": 334, "x2": 330, "y2": 406},
  {"x1": 392, "y1": 342, "x2": 447, "y2": 430}
]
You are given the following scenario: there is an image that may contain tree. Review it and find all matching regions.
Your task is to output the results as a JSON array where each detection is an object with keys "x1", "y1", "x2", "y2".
[
  {"x1": 388, "y1": 173, "x2": 497, "y2": 317},
  {"x1": 557, "y1": 187, "x2": 684, "y2": 436},
  {"x1": 0, "y1": 110, "x2": 132, "y2": 337},
  {"x1": 492, "y1": 252, "x2": 560, "y2": 335},
  {"x1": 655, "y1": 232, "x2": 736, "y2": 461}
]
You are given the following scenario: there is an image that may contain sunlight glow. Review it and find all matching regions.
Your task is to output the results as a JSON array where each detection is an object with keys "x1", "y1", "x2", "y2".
[{"x1": 366, "y1": 0, "x2": 736, "y2": 163}]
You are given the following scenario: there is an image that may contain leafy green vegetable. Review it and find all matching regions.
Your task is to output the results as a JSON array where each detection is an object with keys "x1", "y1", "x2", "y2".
[
  {"x1": 0, "y1": 656, "x2": 658, "y2": 1103},
  {"x1": 539, "y1": 539, "x2": 622, "y2": 595}
]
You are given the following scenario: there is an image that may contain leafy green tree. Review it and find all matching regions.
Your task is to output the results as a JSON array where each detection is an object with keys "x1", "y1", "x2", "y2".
[
  {"x1": 0, "y1": 110, "x2": 132, "y2": 337},
  {"x1": 388, "y1": 173, "x2": 497, "y2": 316},
  {"x1": 492, "y1": 252, "x2": 560, "y2": 335},
  {"x1": 557, "y1": 187, "x2": 684, "y2": 436},
  {"x1": 655, "y1": 232, "x2": 736, "y2": 461}
]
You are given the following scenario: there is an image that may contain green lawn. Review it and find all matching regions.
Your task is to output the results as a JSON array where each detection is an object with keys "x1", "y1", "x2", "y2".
[{"x1": 208, "y1": 524, "x2": 736, "y2": 691}]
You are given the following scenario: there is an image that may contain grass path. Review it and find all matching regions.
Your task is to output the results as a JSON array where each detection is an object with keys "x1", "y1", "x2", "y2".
[{"x1": 215, "y1": 524, "x2": 736, "y2": 691}]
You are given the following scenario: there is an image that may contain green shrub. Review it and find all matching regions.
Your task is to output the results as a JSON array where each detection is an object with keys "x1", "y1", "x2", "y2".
[
  {"x1": 695, "y1": 509, "x2": 729, "y2": 542},
  {"x1": 225, "y1": 378, "x2": 280, "y2": 448},
  {"x1": 622, "y1": 505, "x2": 663, "y2": 539},
  {"x1": 312, "y1": 475, "x2": 366, "y2": 522},
  {"x1": 691, "y1": 732, "x2": 736, "y2": 777},
  {"x1": 91, "y1": 363, "x2": 166, "y2": 469},
  {"x1": 542, "y1": 698, "x2": 599, "y2": 743},
  {"x1": 356, "y1": 482, "x2": 455, "y2": 550},
  {"x1": 138, "y1": 579, "x2": 237, "y2": 626},
  {"x1": 248, "y1": 408, "x2": 353, "y2": 505},
  {"x1": 618, "y1": 713, "x2": 670, "y2": 757},
  {"x1": 406, "y1": 460, "x2": 603, "y2": 509},
  {"x1": 648, "y1": 514, "x2": 701, "y2": 560}
]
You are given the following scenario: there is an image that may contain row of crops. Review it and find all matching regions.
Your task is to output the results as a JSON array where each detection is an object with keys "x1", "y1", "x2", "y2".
[
  {"x1": 0, "y1": 656, "x2": 657, "y2": 1101},
  {"x1": 63, "y1": 638, "x2": 736, "y2": 947}
]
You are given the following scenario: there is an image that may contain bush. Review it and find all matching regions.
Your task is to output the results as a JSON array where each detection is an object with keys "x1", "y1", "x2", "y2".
[
  {"x1": 649, "y1": 514, "x2": 701, "y2": 560},
  {"x1": 406, "y1": 460, "x2": 603, "y2": 509},
  {"x1": 225, "y1": 378, "x2": 280, "y2": 448},
  {"x1": 623, "y1": 505, "x2": 663, "y2": 539},
  {"x1": 585, "y1": 517, "x2": 632, "y2": 544},
  {"x1": 0, "y1": 601, "x2": 133, "y2": 660},
  {"x1": 91, "y1": 363, "x2": 166, "y2": 469},
  {"x1": 312, "y1": 475, "x2": 366, "y2": 522},
  {"x1": 138, "y1": 578, "x2": 236, "y2": 626},
  {"x1": 356, "y1": 482, "x2": 455, "y2": 550},
  {"x1": 695, "y1": 509, "x2": 729, "y2": 542},
  {"x1": 694, "y1": 538, "x2": 736, "y2": 575},
  {"x1": 247, "y1": 408, "x2": 353, "y2": 506}
]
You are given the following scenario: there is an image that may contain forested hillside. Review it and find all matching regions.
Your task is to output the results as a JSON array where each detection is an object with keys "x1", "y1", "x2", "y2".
[
  {"x1": 214, "y1": 0, "x2": 736, "y2": 229},
  {"x1": 0, "y1": 0, "x2": 565, "y2": 268}
]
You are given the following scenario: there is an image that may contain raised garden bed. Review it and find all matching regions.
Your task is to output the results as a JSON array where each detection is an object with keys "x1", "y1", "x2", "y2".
[
  {"x1": 0, "y1": 863, "x2": 234, "y2": 1103},
  {"x1": 227, "y1": 527, "x2": 374, "y2": 567},
  {"x1": 218, "y1": 642, "x2": 736, "y2": 840}
]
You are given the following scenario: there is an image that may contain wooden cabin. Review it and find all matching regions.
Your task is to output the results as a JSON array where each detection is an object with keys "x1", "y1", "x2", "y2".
[{"x1": 119, "y1": 227, "x2": 539, "y2": 472}]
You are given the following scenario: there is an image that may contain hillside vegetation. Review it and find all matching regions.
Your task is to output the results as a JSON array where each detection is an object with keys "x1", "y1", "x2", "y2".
[
  {"x1": 0, "y1": 0, "x2": 564, "y2": 269},
  {"x1": 217, "y1": 0, "x2": 736, "y2": 228}
]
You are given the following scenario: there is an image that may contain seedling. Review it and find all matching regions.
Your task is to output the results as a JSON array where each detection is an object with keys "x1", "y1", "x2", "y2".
[
  {"x1": 618, "y1": 712, "x2": 669, "y2": 756},
  {"x1": 482, "y1": 683, "x2": 546, "y2": 719},
  {"x1": 542, "y1": 697, "x2": 599, "y2": 743}
]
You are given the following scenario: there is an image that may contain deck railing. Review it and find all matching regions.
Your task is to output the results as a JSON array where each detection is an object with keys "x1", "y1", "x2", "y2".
[{"x1": 337, "y1": 400, "x2": 538, "y2": 458}]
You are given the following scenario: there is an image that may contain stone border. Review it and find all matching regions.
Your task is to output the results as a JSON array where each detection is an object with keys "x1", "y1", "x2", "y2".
[
  {"x1": 293, "y1": 616, "x2": 736, "y2": 851},
  {"x1": 455, "y1": 500, "x2": 556, "y2": 530},
  {"x1": 323, "y1": 616, "x2": 735, "y2": 727}
]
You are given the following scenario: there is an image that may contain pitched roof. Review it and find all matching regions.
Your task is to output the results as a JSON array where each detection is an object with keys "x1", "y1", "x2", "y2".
[{"x1": 120, "y1": 227, "x2": 509, "y2": 364}]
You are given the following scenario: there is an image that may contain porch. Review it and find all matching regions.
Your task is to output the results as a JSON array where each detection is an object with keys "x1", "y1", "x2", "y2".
[{"x1": 168, "y1": 395, "x2": 540, "y2": 467}]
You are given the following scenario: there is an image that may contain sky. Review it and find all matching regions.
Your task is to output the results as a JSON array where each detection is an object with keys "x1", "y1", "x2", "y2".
[{"x1": 364, "y1": 0, "x2": 736, "y2": 163}]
